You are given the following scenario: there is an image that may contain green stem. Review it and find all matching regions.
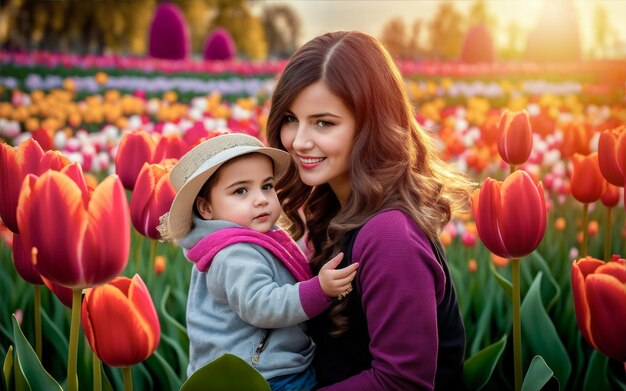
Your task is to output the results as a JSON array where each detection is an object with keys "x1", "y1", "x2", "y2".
[
  {"x1": 134, "y1": 229, "x2": 143, "y2": 275},
  {"x1": 604, "y1": 207, "x2": 612, "y2": 262},
  {"x1": 149, "y1": 239, "x2": 158, "y2": 274},
  {"x1": 67, "y1": 289, "x2": 82, "y2": 391},
  {"x1": 512, "y1": 258, "x2": 522, "y2": 391},
  {"x1": 34, "y1": 284, "x2": 42, "y2": 361},
  {"x1": 123, "y1": 367, "x2": 133, "y2": 391},
  {"x1": 510, "y1": 163, "x2": 517, "y2": 174},
  {"x1": 93, "y1": 351, "x2": 102, "y2": 391},
  {"x1": 581, "y1": 203, "x2": 589, "y2": 258}
]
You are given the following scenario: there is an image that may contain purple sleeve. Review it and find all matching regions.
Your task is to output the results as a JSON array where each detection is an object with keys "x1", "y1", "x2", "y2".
[
  {"x1": 319, "y1": 210, "x2": 446, "y2": 391},
  {"x1": 299, "y1": 276, "x2": 332, "y2": 318}
]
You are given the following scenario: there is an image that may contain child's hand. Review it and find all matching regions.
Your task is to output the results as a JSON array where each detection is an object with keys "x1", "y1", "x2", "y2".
[{"x1": 318, "y1": 252, "x2": 359, "y2": 298}]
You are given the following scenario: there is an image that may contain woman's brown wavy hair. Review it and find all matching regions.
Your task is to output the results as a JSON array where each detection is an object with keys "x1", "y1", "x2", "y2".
[{"x1": 267, "y1": 31, "x2": 474, "y2": 334}]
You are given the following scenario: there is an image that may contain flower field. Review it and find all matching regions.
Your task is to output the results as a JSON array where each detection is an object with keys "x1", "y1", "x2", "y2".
[{"x1": 1, "y1": 52, "x2": 625, "y2": 390}]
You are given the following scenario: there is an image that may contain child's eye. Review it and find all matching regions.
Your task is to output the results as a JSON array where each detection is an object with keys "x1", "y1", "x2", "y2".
[
  {"x1": 233, "y1": 188, "x2": 247, "y2": 195},
  {"x1": 262, "y1": 183, "x2": 274, "y2": 191},
  {"x1": 284, "y1": 114, "x2": 298, "y2": 123}
]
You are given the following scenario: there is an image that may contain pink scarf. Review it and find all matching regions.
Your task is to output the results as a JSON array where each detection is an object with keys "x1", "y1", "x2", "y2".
[{"x1": 187, "y1": 228, "x2": 312, "y2": 282}]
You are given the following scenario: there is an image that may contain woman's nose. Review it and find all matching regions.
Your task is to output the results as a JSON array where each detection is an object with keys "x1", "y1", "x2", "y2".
[{"x1": 292, "y1": 126, "x2": 312, "y2": 150}]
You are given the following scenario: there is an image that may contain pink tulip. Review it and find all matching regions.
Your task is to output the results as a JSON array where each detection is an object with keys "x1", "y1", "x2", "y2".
[
  {"x1": 115, "y1": 130, "x2": 156, "y2": 190},
  {"x1": 130, "y1": 160, "x2": 177, "y2": 239}
]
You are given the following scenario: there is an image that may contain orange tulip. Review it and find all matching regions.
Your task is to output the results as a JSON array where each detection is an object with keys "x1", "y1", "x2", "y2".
[
  {"x1": 559, "y1": 122, "x2": 592, "y2": 159},
  {"x1": 17, "y1": 163, "x2": 130, "y2": 289},
  {"x1": 130, "y1": 160, "x2": 176, "y2": 239},
  {"x1": 497, "y1": 109, "x2": 533, "y2": 165},
  {"x1": 572, "y1": 256, "x2": 626, "y2": 361},
  {"x1": 115, "y1": 130, "x2": 156, "y2": 190},
  {"x1": 570, "y1": 153, "x2": 605, "y2": 204},
  {"x1": 597, "y1": 126, "x2": 625, "y2": 187},
  {"x1": 81, "y1": 274, "x2": 160, "y2": 367},
  {"x1": 472, "y1": 170, "x2": 546, "y2": 258}
]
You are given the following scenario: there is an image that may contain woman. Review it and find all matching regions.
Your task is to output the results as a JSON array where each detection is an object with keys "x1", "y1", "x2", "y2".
[{"x1": 267, "y1": 31, "x2": 473, "y2": 390}]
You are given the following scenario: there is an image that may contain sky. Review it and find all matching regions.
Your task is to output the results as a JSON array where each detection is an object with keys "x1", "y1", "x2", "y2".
[{"x1": 252, "y1": 0, "x2": 626, "y2": 56}]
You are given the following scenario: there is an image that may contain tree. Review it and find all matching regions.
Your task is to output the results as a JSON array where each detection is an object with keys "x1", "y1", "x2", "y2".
[
  {"x1": 592, "y1": 3, "x2": 610, "y2": 58},
  {"x1": 428, "y1": 1, "x2": 464, "y2": 60},
  {"x1": 210, "y1": 0, "x2": 267, "y2": 60},
  {"x1": 260, "y1": 4, "x2": 301, "y2": 58},
  {"x1": 380, "y1": 17, "x2": 408, "y2": 59}
]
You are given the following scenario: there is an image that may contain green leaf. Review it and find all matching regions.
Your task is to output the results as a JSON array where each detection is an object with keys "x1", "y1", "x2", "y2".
[
  {"x1": 490, "y1": 262, "x2": 512, "y2": 300},
  {"x1": 463, "y1": 335, "x2": 507, "y2": 390},
  {"x1": 2, "y1": 346, "x2": 12, "y2": 391},
  {"x1": 179, "y1": 353, "x2": 270, "y2": 391},
  {"x1": 526, "y1": 252, "x2": 560, "y2": 311},
  {"x1": 521, "y1": 274, "x2": 571, "y2": 387},
  {"x1": 160, "y1": 285, "x2": 188, "y2": 337},
  {"x1": 583, "y1": 350, "x2": 611, "y2": 391},
  {"x1": 144, "y1": 350, "x2": 182, "y2": 391},
  {"x1": 11, "y1": 315, "x2": 62, "y2": 391},
  {"x1": 521, "y1": 355, "x2": 556, "y2": 391}
]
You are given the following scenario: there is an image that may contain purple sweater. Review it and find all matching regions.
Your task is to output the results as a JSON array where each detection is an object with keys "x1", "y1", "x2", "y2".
[{"x1": 319, "y1": 209, "x2": 447, "y2": 390}]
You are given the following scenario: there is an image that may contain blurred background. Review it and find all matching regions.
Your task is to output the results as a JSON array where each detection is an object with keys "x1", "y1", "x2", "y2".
[{"x1": 1, "y1": 0, "x2": 625, "y2": 61}]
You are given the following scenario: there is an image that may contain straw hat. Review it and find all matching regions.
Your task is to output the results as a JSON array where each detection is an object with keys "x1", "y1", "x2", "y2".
[{"x1": 158, "y1": 133, "x2": 291, "y2": 241}]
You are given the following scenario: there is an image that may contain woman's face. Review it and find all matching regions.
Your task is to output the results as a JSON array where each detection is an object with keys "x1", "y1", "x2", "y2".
[{"x1": 280, "y1": 81, "x2": 356, "y2": 204}]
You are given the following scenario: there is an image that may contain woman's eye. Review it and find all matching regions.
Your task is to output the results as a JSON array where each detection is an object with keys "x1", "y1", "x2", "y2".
[
  {"x1": 284, "y1": 115, "x2": 297, "y2": 123},
  {"x1": 234, "y1": 188, "x2": 247, "y2": 195},
  {"x1": 317, "y1": 120, "x2": 334, "y2": 128}
]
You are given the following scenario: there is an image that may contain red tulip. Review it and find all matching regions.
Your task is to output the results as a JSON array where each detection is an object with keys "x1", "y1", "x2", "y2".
[
  {"x1": 497, "y1": 110, "x2": 533, "y2": 165},
  {"x1": 0, "y1": 139, "x2": 44, "y2": 233},
  {"x1": 81, "y1": 274, "x2": 160, "y2": 367},
  {"x1": 601, "y1": 183, "x2": 620, "y2": 208},
  {"x1": 472, "y1": 170, "x2": 546, "y2": 259},
  {"x1": 570, "y1": 153, "x2": 605, "y2": 204},
  {"x1": 572, "y1": 256, "x2": 626, "y2": 361},
  {"x1": 115, "y1": 130, "x2": 156, "y2": 190},
  {"x1": 130, "y1": 160, "x2": 176, "y2": 239},
  {"x1": 17, "y1": 163, "x2": 130, "y2": 289},
  {"x1": 0, "y1": 140, "x2": 71, "y2": 234},
  {"x1": 597, "y1": 126, "x2": 626, "y2": 187}
]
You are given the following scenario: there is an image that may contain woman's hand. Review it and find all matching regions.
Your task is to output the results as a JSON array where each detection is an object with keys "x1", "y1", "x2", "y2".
[{"x1": 318, "y1": 252, "x2": 359, "y2": 298}]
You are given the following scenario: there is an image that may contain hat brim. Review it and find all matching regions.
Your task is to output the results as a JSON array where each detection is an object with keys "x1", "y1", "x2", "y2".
[{"x1": 166, "y1": 144, "x2": 291, "y2": 240}]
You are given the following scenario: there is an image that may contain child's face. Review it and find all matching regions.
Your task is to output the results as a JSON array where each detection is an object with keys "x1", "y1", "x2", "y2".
[
  {"x1": 197, "y1": 154, "x2": 281, "y2": 233},
  {"x1": 279, "y1": 81, "x2": 356, "y2": 205}
]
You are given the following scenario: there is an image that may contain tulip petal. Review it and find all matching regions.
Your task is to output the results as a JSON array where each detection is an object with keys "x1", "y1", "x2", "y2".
[
  {"x1": 148, "y1": 173, "x2": 176, "y2": 239},
  {"x1": 572, "y1": 260, "x2": 596, "y2": 350},
  {"x1": 81, "y1": 175, "x2": 129, "y2": 286},
  {"x1": 0, "y1": 139, "x2": 44, "y2": 233},
  {"x1": 84, "y1": 284, "x2": 153, "y2": 367},
  {"x1": 23, "y1": 171, "x2": 87, "y2": 287},
  {"x1": 585, "y1": 274, "x2": 626, "y2": 361},
  {"x1": 12, "y1": 233, "x2": 43, "y2": 285},
  {"x1": 499, "y1": 171, "x2": 546, "y2": 258},
  {"x1": 598, "y1": 130, "x2": 624, "y2": 186},
  {"x1": 473, "y1": 178, "x2": 510, "y2": 258},
  {"x1": 115, "y1": 131, "x2": 155, "y2": 190},
  {"x1": 128, "y1": 275, "x2": 160, "y2": 354},
  {"x1": 130, "y1": 163, "x2": 156, "y2": 236},
  {"x1": 497, "y1": 110, "x2": 532, "y2": 165},
  {"x1": 595, "y1": 262, "x2": 626, "y2": 283}
]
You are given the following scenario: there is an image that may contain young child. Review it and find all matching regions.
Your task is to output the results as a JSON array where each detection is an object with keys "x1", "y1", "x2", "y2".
[{"x1": 158, "y1": 133, "x2": 357, "y2": 391}]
